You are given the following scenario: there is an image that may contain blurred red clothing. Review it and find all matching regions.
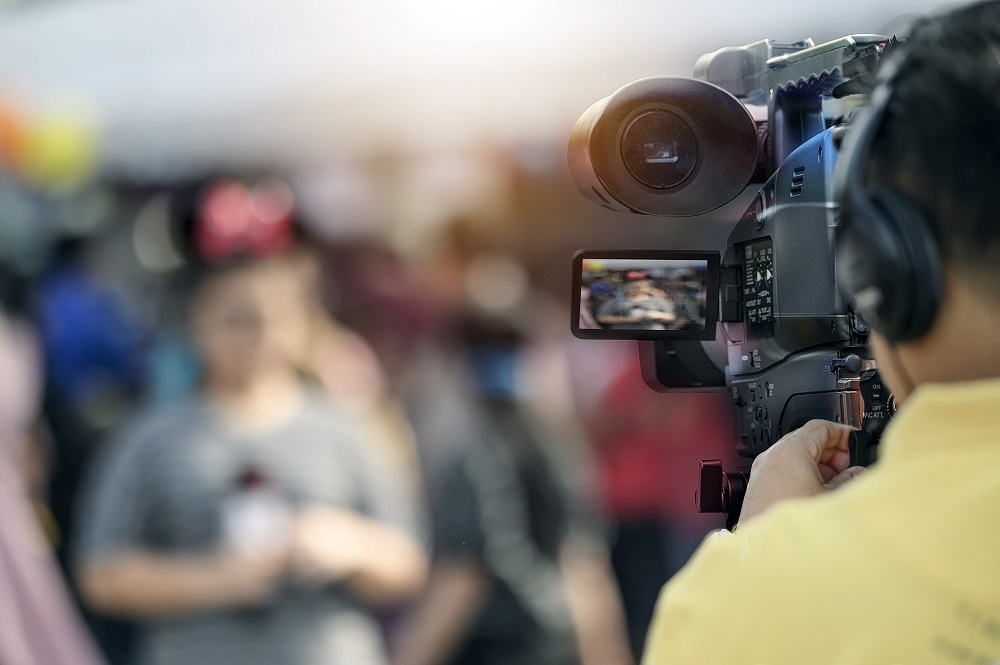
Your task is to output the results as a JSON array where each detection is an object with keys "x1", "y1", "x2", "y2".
[{"x1": 589, "y1": 354, "x2": 737, "y2": 531}]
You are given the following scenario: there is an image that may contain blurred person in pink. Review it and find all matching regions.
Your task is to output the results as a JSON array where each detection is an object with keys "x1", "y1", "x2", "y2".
[{"x1": 0, "y1": 269, "x2": 105, "y2": 665}]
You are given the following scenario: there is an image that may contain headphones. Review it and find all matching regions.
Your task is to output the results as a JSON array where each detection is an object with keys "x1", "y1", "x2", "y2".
[{"x1": 833, "y1": 38, "x2": 943, "y2": 343}]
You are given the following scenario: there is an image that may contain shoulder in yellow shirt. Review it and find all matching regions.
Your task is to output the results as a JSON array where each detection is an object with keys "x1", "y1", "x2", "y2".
[{"x1": 643, "y1": 378, "x2": 1000, "y2": 665}]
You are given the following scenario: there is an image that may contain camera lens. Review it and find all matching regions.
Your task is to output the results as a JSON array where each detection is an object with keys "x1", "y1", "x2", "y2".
[
  {"x1": 568, "y1": 76, "x2": 758, "y2": 216},
  {"x1": 621, "y1": 110, "x2": 698, "y2": 189}
]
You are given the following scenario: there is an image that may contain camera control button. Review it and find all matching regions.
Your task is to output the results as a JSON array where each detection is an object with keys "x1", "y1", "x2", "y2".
[{"x1": 844, "y1": 354, "x2": 863, "y2": 373}]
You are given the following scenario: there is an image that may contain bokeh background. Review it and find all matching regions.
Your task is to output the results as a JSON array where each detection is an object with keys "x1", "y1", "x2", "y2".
[{"x1": 0, "y1": 2, "x2": 958, "y2": 665}]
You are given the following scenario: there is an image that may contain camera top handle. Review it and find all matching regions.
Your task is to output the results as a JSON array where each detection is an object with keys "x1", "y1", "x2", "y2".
[{"x1": 695, "y1": 35, "x2": 887, "y2": 173}]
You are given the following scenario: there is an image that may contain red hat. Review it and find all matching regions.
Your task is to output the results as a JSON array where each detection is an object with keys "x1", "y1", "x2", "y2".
[{"x1": 195, "y1": 178, "x2": 295, "y2": 262}]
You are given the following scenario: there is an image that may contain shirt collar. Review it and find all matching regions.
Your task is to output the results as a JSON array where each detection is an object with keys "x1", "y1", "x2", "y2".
[{"x1": 879, "y1": 376, "x2": 1000, "y2": 462}]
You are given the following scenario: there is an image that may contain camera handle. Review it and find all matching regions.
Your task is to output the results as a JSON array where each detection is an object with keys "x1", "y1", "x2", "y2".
[
  {"x1": 849, "y1": 429, "x2": 877, "y2": 467},
  {"x1": 699, "y1": 429, "x2": 877, "y2": 531},
  {"x1": 696, "y1": 460, "x2": 749, "y2": 531}
]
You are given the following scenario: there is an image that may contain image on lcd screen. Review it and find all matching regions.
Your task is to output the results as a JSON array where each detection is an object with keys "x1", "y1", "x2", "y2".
[{"x1": 578, "y1": 258, "x2": 709, "y2": 332}]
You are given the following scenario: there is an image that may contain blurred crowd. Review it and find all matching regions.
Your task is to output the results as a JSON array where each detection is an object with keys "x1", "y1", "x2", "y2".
[{"x1": 0, "y1": 163, "x2": 735, "y2": 665}]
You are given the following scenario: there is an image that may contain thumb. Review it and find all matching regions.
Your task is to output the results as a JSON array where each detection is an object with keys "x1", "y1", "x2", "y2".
[{"x1": 824, "y1": 466, "x2": 866, "y2": 490}]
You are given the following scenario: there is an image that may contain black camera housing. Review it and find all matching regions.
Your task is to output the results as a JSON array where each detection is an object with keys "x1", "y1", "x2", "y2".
[{"x1": 569, "y1": 35, "x2": 895, "y2": 524}]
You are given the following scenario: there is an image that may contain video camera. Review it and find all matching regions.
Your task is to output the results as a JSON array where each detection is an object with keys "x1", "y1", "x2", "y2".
[{"x1": 569, "y1": 35, "x2": 897, "y2": 527}]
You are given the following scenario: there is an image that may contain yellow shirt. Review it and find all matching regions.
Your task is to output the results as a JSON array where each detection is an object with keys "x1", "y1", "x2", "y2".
[{"x1": 643, "y1": 377, "x2": 1000, "y2": 665}]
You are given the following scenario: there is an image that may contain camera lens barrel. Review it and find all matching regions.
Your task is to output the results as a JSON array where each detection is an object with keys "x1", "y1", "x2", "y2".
[{"x1": 568, "y1": 76, "x2": 759, "y2": 217}]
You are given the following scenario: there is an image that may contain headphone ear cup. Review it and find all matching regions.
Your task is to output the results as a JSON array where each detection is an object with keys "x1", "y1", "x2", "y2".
[
  {"x1": 837, "y1": 198, "x2": 908, "y2": 338},
  {"x1": 868, "y1": 189, "x2": 943, "y2": 341}
]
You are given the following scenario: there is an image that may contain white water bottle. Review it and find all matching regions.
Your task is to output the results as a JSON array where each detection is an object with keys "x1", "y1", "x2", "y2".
[{"x1": 222, "y1": 466, "x2": 292, "y2": 558}]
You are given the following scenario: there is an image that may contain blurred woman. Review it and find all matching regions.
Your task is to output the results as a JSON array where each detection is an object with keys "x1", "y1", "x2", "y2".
[
  {"x1": 0, "y1": 268, "x2": 105, "y2": 665},
  {"x1": 74, "y1": 180, "x2": 428, "y2": 665}
]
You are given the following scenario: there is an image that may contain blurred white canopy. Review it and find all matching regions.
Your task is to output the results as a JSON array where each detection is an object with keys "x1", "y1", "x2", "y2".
[{"x1": 0, "y1": 0, "x2": 954, "y2": 178}]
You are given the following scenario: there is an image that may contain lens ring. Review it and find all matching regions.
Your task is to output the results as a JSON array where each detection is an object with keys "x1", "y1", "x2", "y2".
[
  {"x1": 621, "y1": 110, "x2": 698, "y2": 190},
  {"x1": 585, "y1": 76, "x2": 758, "y2": 216}
]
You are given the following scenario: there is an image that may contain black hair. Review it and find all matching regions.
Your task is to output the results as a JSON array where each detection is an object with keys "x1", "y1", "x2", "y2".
[{"x1": 871, "y1": 1, "x2": 1000, "y2": 298}]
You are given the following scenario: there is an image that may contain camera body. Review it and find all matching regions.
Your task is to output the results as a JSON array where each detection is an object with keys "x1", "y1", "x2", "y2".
[{"x1": 570, "y1": 35, "x2": 895, "y2": 524}]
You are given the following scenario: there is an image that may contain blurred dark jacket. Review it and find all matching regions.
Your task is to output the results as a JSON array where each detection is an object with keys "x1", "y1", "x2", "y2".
[{"x1": 411, "y1": 324, "x2": 602, "y2": 665}]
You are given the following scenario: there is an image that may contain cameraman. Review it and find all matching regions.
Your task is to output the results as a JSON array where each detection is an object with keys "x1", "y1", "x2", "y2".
[{"x1": 643, "y1": 2, "x2": 1000, "y2": 662}]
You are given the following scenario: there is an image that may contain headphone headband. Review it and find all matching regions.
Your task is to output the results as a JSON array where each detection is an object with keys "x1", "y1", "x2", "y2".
[
  {"x1": 833, "y1": 31, "x2": 943, "y2": 342},
  {"x1": 833, "y1": 41, "x2": 908, "y2": 215}
]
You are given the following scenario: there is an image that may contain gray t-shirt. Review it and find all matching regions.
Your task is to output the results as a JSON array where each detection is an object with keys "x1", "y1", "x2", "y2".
[{"x1": 75, "y1": 393, "x2": 419, "y2": 665}]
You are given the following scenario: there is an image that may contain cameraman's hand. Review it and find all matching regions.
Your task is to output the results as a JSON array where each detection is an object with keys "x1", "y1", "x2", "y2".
[{"x1": 738, "y1": 420, "x2": 866, "y2": 526}]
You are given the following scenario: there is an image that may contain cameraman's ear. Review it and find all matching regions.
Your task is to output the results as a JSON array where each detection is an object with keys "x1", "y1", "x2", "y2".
[
  {"x1": 870, "y1": 332, "x2": 912, "y2": 404},
  {"x1": 824, "y1": 466, "x2": 866, "y2": 490}
]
